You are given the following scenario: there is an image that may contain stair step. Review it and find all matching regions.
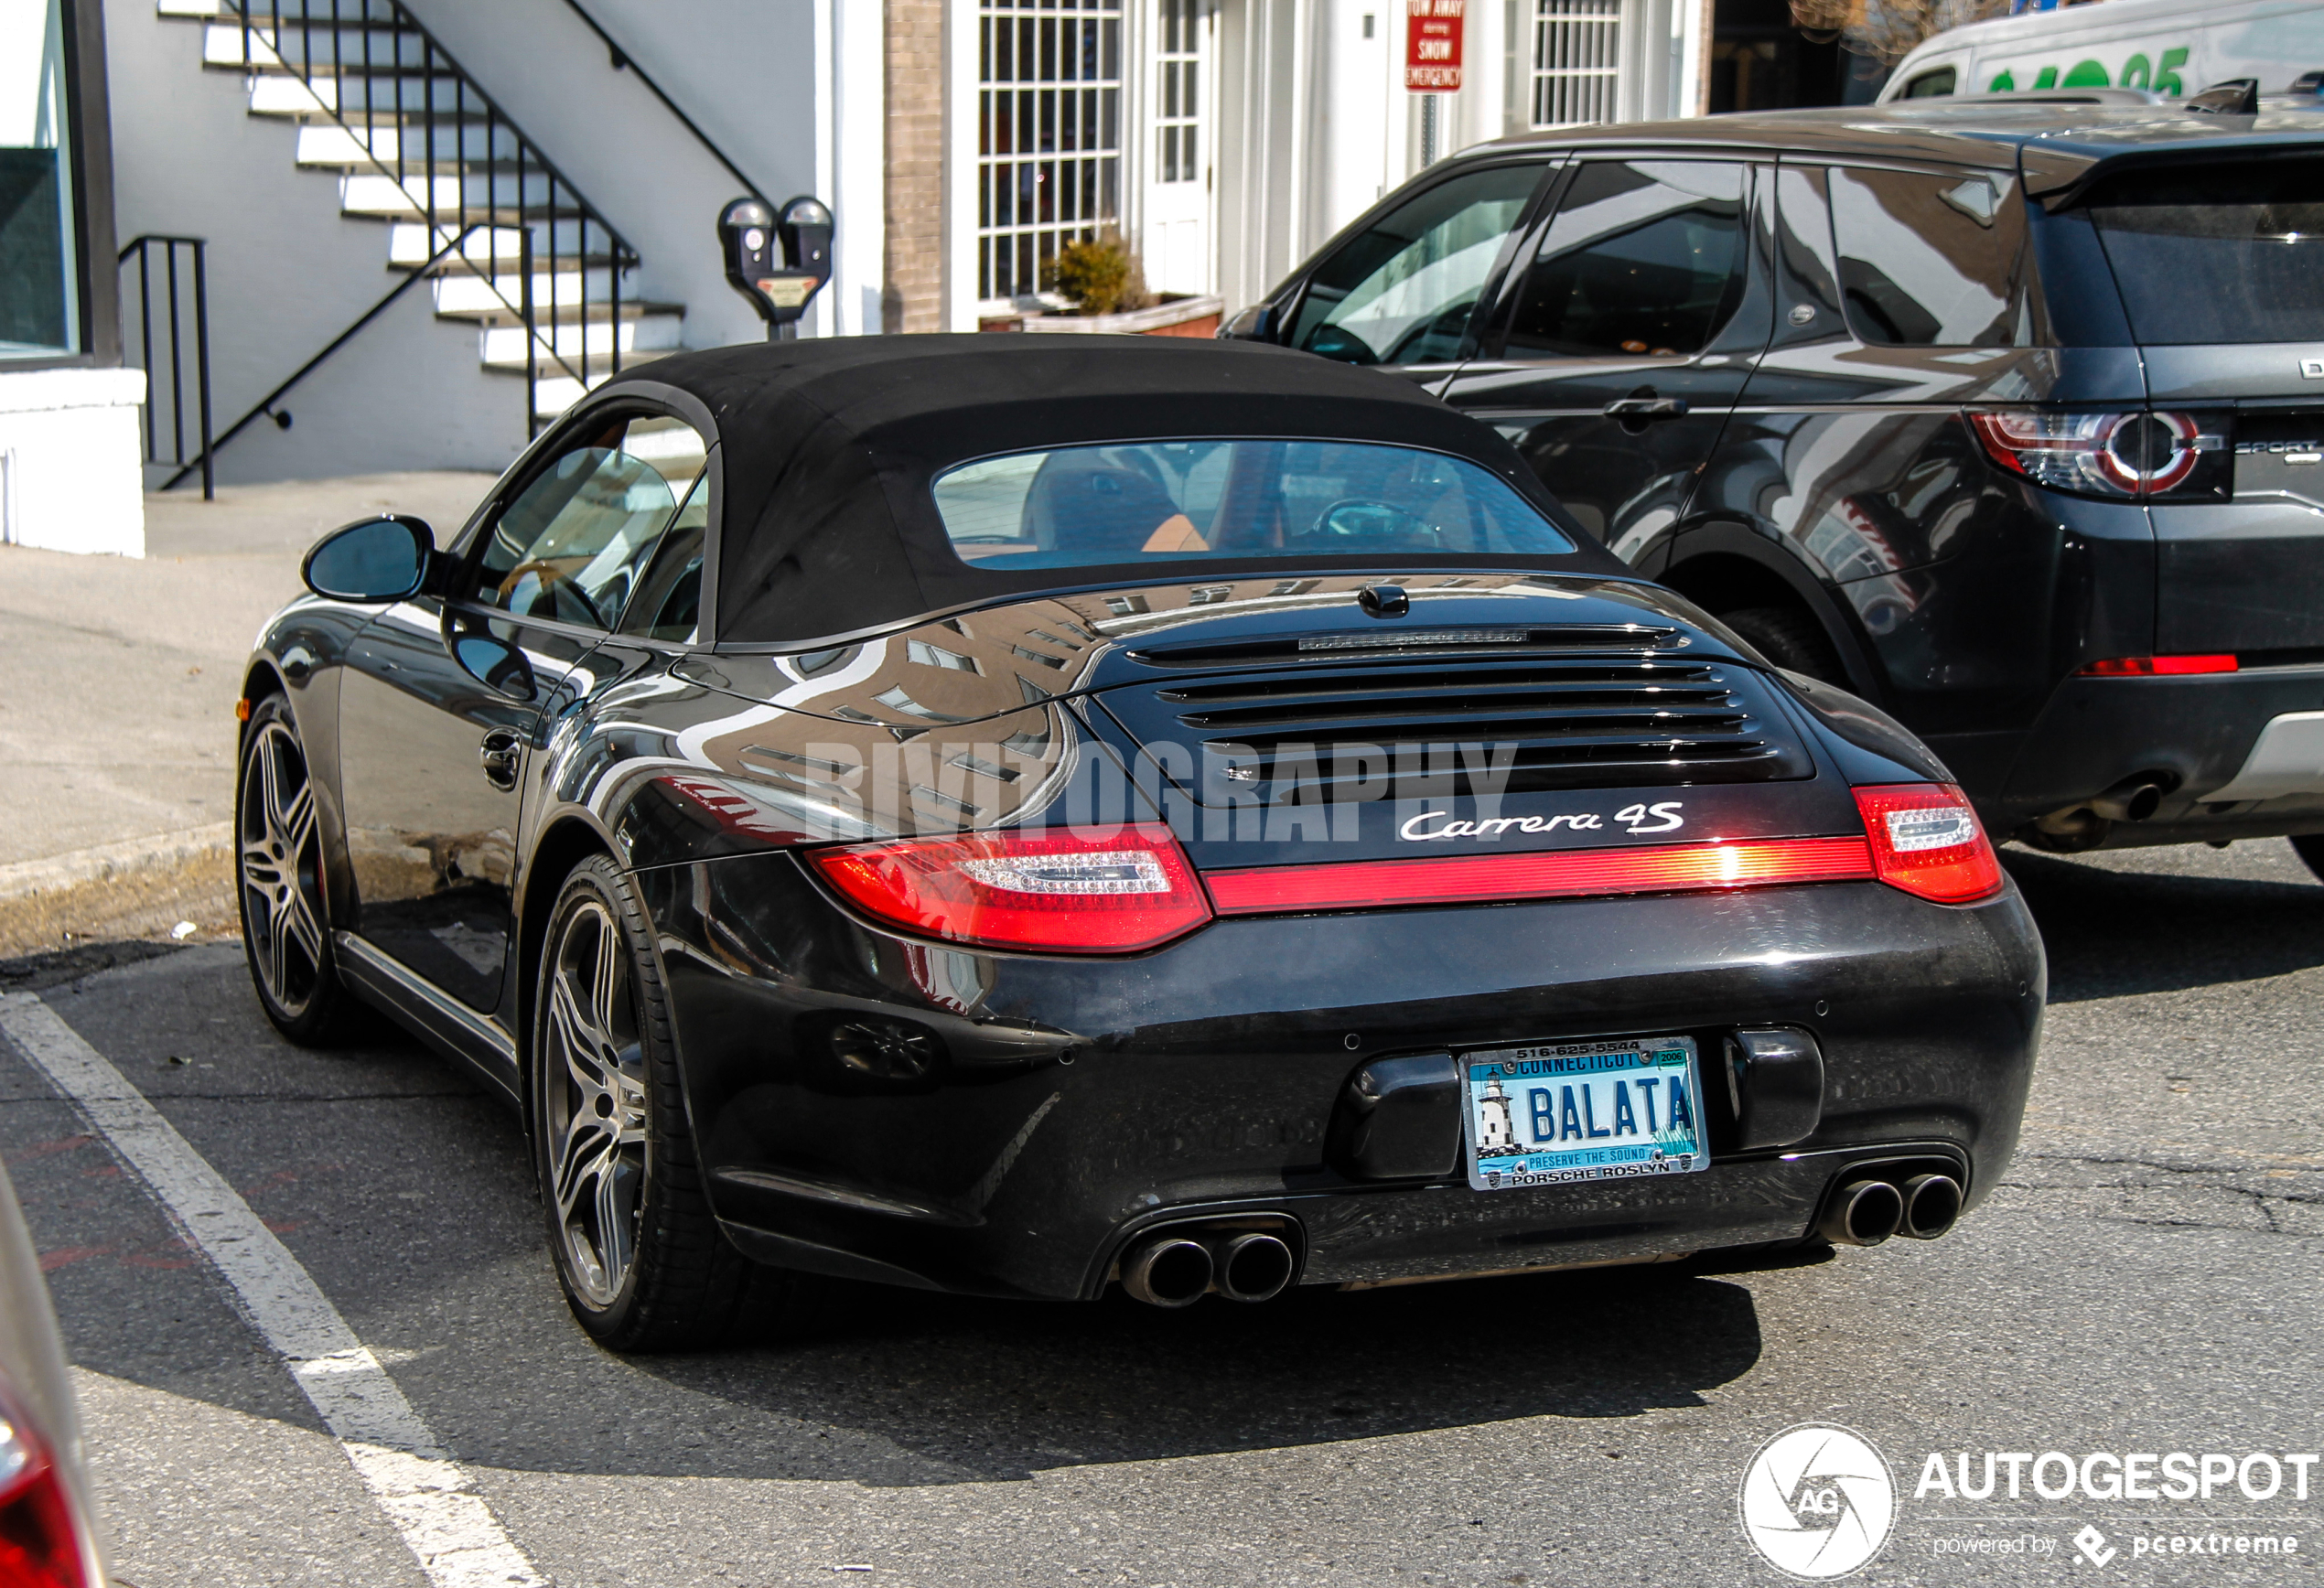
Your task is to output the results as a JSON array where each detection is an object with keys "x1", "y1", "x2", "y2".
[
  {"x1": 531, "y1": 359, "x2": 684, "y2": 419},
  {"x1": 296, "y1": 122, "x2": 525, "y2": 169},
  {"x1": 340, "y1": 172, "x2": 589, "y2": 221},
  {"x1": 386, "y1": 220, "x2": 612, "y2": 270},
  {"x1": 430, "y1": 268, "x2": 627, "y2": 318},
  {"x1": 479, "y1": 315, "x2": 684, "y2": 369}
]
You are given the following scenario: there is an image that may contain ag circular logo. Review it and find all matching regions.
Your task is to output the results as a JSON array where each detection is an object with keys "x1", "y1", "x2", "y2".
[{"x1": 1738, "y1": 1423, "x2": 1896, "y2": 1579}]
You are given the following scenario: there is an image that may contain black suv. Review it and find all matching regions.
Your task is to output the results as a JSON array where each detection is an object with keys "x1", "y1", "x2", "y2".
[{"x1": 1225, "y1": 102, "x2": 2324, "y2": 860}]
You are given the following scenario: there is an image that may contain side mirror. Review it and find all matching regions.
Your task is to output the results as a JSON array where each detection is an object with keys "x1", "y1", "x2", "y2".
[
  {"x1": 1218, "y1": 301, "x2": 1278, "y2": 343},
  {"x1": 303, "y1": 516, "x2": 436, "y2": 603}
]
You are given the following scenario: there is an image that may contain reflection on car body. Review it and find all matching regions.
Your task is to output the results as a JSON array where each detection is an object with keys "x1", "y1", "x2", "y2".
[{"x1": 236, "y1": 338, "x2": 2040, "y2": 1351}]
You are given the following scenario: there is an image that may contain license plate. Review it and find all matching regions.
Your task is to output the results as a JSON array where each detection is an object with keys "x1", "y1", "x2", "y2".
[{"x1": 1464, "y1": 1036, "x2": 1709, "y2": 1191}]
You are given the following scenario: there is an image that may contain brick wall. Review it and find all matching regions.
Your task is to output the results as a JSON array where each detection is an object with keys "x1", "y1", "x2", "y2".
[{"x1": 884, "y1": 0, "x2": 948, "y2": 334}]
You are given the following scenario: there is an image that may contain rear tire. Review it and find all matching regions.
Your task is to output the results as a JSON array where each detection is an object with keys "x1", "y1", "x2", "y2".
[
  {"x1": 1717, "y1": 606, "x2": 1848, "y2": 688},
  {"x1": 235, "y1": 693, "x2": 354, "y2": 1046},
  {"x1": 533, "y1": 854, "x2": 757, "y2": 1352}
]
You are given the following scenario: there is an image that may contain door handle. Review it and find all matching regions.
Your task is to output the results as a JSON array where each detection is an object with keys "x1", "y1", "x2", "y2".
[
  {"x1": 1602, "y1": 396, "x2": 1690, "y2": 420},
  {"x1": 479, "y1": 728, "x2": 522, "y2": 790}
]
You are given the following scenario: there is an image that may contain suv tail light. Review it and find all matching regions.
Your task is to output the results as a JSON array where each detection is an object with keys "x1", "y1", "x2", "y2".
[
  {"x1": 0, "y1": 1402, "x2": 90, "y2": 1588},
  {"x1": 809, "y1": 823, "x2": 1212, "y2": 952},
  {"x1": 1853, "y1": 784, "x2": 2004, "y2": 904},
  {"x1": 1969, "y1": 410, "x2": 2227, "y2": 499}
]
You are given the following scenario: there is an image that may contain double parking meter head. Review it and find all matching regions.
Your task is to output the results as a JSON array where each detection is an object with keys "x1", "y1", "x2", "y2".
[{"x1": 718, "y1": 196, "x2": 834, "y2": 338}]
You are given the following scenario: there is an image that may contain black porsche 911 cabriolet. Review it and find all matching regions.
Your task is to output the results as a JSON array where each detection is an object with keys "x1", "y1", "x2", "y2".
[{"x1": 238, "y1": 337, "x2": 2041, "y2": 1350}]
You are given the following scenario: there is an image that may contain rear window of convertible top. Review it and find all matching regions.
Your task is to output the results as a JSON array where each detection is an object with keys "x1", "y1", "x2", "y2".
[{"x1": 929, "y1": 439, "x2": 1576, "y2": 571}]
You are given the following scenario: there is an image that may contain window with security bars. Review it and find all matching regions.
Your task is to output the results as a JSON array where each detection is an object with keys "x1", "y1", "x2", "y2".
[
  {"x1": 978, "y1": 1, "x2": 1124, "y2": 302},
  {"x1": 1157, "y1": 0, "x2": 1200, "y2": 183},
  {"x1": 1530, "y1": 0, "x2": 1622, "y2": 129}
]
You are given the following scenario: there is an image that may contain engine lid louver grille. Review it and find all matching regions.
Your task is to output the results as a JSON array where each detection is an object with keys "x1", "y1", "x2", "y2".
[{"x1": 1094, "y1": 652, "x2": 1813, "y2": 804}]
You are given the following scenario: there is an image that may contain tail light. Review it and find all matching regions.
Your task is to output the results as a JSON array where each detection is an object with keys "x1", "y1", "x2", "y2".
[
  {"x1": 1969, "y1": 410, "x2": 2226, "y2": 499},
  {"x1": 2078, "y1": 654, "x2": 2237, "y2": 676},
  {"x1": 1853, "y1": 783, "x2": 2004, "y2": 904},
  {"x1": 0, "y1": 1402, "x2": 90, "y2": 1588},
  {"x1": 808, "y1": 823, "x2": 1212, "y2": 952}
]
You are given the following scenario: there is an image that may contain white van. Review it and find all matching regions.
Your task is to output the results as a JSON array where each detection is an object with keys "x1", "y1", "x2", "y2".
[{"x1": 1878, "y1": 0, "x2": 2324, "y2": 103}]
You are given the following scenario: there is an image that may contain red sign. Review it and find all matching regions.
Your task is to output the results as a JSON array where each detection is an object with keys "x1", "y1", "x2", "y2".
[{"x1": 1404, "y1": 0, "x2": 1465, "y2": 91}]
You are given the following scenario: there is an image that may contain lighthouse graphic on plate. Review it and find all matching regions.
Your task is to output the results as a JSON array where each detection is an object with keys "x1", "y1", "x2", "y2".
[{"x1": 1474, "y1": 1073, "x2": 1517, "y2": 1159}]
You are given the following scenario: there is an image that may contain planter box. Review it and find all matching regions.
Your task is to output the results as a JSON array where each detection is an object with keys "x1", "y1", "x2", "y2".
[{"x1": 982, "y1": 295, "x2": 1224, "y2": 338}]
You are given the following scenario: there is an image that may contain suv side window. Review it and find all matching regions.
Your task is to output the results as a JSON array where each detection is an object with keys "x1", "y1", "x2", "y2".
[
  {"x1": 472, "y1": 413, "x2": 709, "y2": 630},
  {"x1": 1503, "y1": 160, "x2": 1749, "y2": 358},
  {"x1": 1828, "y1": 166, "x2": 2028, "y2": 347},
  {"x1": 1287, "y1": 162, "x2": 1546, "y2": 366}
]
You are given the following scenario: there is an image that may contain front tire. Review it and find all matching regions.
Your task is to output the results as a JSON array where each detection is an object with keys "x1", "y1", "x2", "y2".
[
  {"x1": 236, "y1": 693, "x2": 351, "y2": 1045},
  {"x1": 533, "y1": 855, "x2": 751, "y2": 1352}
]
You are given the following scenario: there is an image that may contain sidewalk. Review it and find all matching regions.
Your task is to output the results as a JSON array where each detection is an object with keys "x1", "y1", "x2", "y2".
[{"x1": 0, "y1": 472, "x2": 495, "y2": 954}]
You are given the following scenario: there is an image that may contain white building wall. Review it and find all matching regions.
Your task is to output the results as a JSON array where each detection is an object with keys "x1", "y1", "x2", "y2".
[{"x1": 0, "y1": 370, "x2": 146, "y2": 556}]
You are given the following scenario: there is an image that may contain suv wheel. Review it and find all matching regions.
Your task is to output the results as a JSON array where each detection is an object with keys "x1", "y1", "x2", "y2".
[
  {"x1": 1719, "y1": 606, "x2": 1848, "y2": 688},
  {"x1": 533, "y1": 854, "x2": 755, "y2": 1352}
]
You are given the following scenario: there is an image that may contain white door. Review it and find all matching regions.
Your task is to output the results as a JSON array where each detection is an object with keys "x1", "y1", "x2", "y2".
[{"x1": 1144, "y1": 0, "x2": 1214, "y2": 296}]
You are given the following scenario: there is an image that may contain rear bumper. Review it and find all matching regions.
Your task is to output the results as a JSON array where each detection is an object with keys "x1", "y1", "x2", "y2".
[
  {"x1": 637, "y1": 853, "x2": 2043, "y2": 1300},
  {"x1": 1994, "y1": 666, "x2": 2324, "y2": 843}
]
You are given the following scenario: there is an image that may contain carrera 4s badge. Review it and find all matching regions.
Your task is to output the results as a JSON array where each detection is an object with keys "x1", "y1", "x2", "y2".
[{"x1": 1399, "y1": 801, "x2": 1685, "y2": 842}]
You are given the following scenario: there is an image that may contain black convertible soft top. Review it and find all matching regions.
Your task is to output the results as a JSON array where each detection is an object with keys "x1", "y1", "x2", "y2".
[{"x1": 597, "y1": 335, "x2": 1609, "y2": 646}]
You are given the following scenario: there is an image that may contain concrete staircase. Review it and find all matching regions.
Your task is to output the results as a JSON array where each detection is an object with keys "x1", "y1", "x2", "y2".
[{"x1": 156, "y1": 0, "x2": 683, "y2": 420}]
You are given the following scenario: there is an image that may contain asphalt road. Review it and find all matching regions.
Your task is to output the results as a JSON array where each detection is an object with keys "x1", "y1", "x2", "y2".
[{"x1": 2, "y1": 841, "x2": 2320, "y2": 1588}]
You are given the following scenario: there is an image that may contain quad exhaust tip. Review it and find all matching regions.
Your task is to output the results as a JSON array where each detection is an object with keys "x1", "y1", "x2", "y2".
[
  {"x1": 1120, "y1": 1225, "x2": 1298, "y2": 1306},
  {"x1": 1899, "y1": 1173, "x2": 1964, "y2": 1240},
  {"x1": 1819, "y1": 1171, "x2": 1964, "y2": 1247}
]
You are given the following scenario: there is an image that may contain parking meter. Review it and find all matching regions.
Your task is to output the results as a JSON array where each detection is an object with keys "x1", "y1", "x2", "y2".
[{"x1": 718, "y1": 195, "x2": 833, "y2": 341}]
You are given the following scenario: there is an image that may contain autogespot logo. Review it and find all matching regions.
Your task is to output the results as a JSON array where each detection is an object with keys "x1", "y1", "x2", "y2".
[{"x1": 1740, "y1": 1424, "x2": 1898, "y2": 1579}]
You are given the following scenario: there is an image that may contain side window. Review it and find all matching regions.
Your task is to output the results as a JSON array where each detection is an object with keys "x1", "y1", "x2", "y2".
[
  {"x1": 617, "y1": 470, "x2": 709, "y2": 643},
  {"x1": 1288, "y1": 162, "x2": 1545, "y2": 366},
  {"x1": 1503, "y1": 160, "x2": 1749, "y2": 359},
  {"x1": 1828, "y1": 166, "x2": 2027, "y2": 347},
  {"x1": 1899, "y1": 67, "x2": 1956, "y2": 99},
  {"x1": 473, "y1": 413, "x2": 709, "y2": 628}
]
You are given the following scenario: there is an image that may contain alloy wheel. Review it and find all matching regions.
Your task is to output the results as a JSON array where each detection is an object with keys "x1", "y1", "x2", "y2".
[
  {"x1": 543, "y1": 899, "x2": 650, "y2": 1308},
  {"x1": 238, "y1": 720, "x2": 328, "y2": 1016}
]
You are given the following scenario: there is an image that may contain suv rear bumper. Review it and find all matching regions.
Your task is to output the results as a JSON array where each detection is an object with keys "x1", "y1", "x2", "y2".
[{"x1": 1994, "y1": 666, "x2": 2324, "y2": 844}]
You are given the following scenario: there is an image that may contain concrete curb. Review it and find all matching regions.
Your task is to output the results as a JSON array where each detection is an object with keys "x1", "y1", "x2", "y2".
[
  {"x1": 0, "y1": 825, "x2": 233, "y2": 904},
  {"x1": 0, "y1": 827, "x2": 238, "y2": 957}
]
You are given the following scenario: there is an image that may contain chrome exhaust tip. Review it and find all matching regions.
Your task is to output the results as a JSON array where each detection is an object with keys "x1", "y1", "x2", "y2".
[
  {"x1": 1819, "y1": 1178, "x2": 1904, "y2": 1248},
  {"x1": 1121, "y1": 1237, "x2": 1214, "y2": 1307},
  {"x1": 1897, "y1": 1173, "x2": 1964, "y2": 1240},
  {"x1": 1215, "y1": 1233, "x2": 1295, "y2": 1303}
]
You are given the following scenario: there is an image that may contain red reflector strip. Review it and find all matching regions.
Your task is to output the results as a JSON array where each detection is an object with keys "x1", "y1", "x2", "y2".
[
  {"x1": 1204, "y1": 836, "x2": 1876, "y2": 917},
  {"x1": 2078, "y1": 654, "x2": 2237, "y2": 676}
]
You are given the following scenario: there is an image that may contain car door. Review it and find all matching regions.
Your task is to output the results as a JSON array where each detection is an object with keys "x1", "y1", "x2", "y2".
[
  {"x1": 336, "y1": 409, "x2": 709, "y2": 1014},
  {"x1": 1278, "y1": 157, "x2": 1558, "y2": 389},
  {"x1": 1436, "y1": 156, "x2": 1773, "y2": 572}
]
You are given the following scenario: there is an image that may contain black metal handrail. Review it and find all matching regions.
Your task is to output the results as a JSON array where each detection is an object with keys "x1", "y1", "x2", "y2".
[
  {"x1": 556, "y1": 0, "x2": 770, "y2": 207},
  {"x1": 220, "y1": 0, "x2": 641, "y2": 436},
  {"x1": 117, "y1": 235, "x2": 214, "y2": 499},
  {"x1": 161, "y1": 223, "x2": 490, "y2": 492}
]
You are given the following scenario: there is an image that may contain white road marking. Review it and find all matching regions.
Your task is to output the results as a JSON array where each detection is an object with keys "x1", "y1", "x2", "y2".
[{"x1": 0, "y1": 992, "x2": 546, "y2": 1588}]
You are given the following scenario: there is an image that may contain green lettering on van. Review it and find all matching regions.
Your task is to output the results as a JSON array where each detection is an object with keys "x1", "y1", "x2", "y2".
[
  {"x1": 2157, "y1": 45, "x2": 2189, "y2": 97},
  {"x1": 2032, "y1": 65, "x2": 2060, "y2": 89},
  {"x1": 2063, "y1": 59, "x2": 2110, "y2": 87},
  {"x1": 1988, "y1": 70, "x2": 2016, "y2": 91},
  {"x1": 2119, "y1": 53, "x2": 2151, "y2": 90}
]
